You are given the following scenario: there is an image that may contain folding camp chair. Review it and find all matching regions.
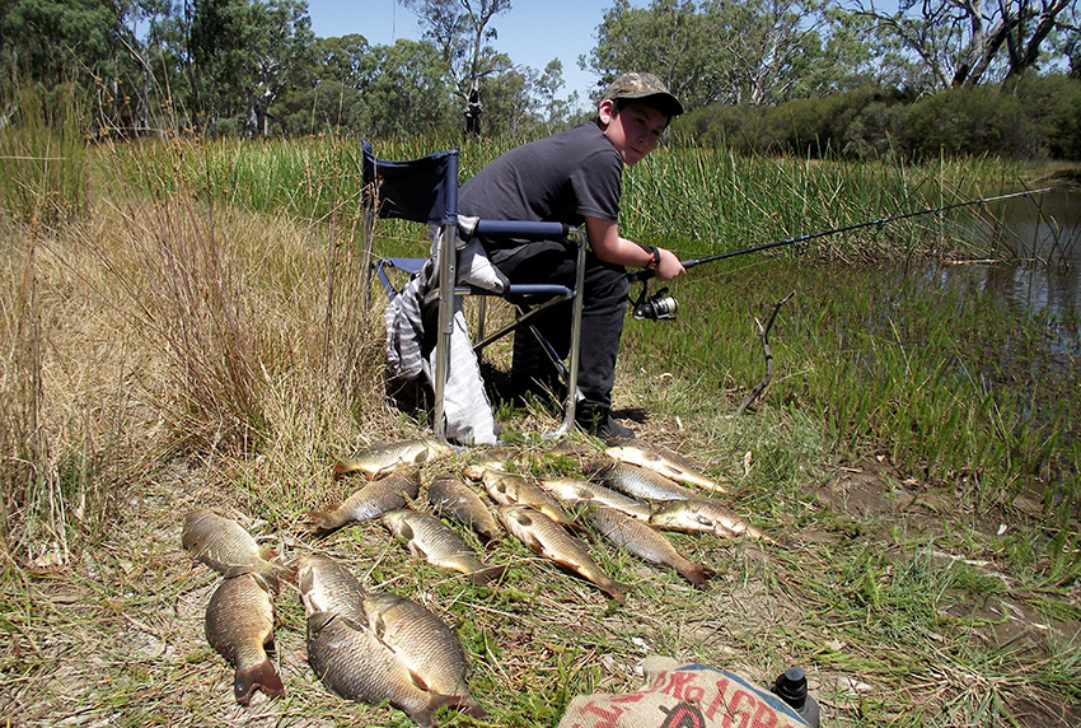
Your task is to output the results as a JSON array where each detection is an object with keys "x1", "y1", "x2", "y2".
[{"x1": 362, "y1": 141, "x2": 586, "y2": 443}]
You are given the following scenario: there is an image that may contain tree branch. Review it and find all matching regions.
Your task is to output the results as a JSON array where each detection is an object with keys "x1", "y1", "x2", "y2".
[{"x1": 735, "y1": 292, "x2": 795, "y2": 416}]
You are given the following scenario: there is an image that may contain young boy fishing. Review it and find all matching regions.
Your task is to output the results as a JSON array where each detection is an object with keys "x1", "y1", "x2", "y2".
[{"x1": 459, "y1": 72, "x2": 686, "y2": 440}]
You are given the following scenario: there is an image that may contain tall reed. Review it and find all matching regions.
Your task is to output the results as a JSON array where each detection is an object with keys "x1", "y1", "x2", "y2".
[{"x1": 0, "y1": 82, "x2": 88, "y2": 228}]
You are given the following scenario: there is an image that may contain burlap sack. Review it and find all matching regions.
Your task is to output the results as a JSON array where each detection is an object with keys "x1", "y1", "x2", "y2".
[{"x1": 557, "y1": 656, "x2": 810, "y2": 728}]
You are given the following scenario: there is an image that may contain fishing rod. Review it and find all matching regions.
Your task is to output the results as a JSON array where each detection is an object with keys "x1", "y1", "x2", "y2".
[{"x1": 629, "y1": 186, "x2": 1054, "y2": 320}]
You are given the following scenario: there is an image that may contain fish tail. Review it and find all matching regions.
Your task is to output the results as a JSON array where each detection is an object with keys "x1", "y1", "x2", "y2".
[
  {"x1": 602, "y1": 580, "x2": 630, "y2": 602},
  {"x1": 470, "y1": 563, "x2": 506, "y2": 586},
  {"x1": 306, "y1": 509, "x2": 343, "y2": 534},
  {"x1": 270, "y1": 561, "x2": 298, "y2": 590},
  {"x1": 233, "y1": 658, "x2": 285, "y2": 705},
  {"x1": 679, "y1": 562, "x2": 712, "y2": 590}
]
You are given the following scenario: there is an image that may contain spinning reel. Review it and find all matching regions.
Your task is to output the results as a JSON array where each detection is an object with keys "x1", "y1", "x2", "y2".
[{"x1": 631, "y1": 282, "x2": 678, "y2": 321}]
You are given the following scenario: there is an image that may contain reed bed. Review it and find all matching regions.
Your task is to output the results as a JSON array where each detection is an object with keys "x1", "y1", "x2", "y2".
[{"x1": 1, "y1": 128, "x2": 1078, "y2": 727}]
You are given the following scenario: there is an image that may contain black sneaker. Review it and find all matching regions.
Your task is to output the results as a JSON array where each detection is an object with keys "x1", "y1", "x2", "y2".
[{"x1": 575, "y1": 404, "x2": 635, "y2": 442}]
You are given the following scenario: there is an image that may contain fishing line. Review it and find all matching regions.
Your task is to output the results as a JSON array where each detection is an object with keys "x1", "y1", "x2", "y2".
[{"x1": 627, "y1": 186, "x2": 1055, "y2": 320}]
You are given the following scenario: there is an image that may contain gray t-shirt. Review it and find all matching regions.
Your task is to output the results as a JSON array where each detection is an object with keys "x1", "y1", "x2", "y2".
[{"x1": 458, "y1": 120, "x2": 622, "y2": 249}]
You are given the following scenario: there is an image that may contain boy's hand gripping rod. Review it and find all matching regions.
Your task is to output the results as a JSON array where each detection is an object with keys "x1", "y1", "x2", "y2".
[{"x1": 627, "y1": 186, "x2": 1054, "y2": 320}]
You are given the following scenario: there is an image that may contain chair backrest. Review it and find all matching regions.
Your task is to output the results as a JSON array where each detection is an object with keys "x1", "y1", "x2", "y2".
[{"x1": 361, "y1": 141, "x2": 458, "y2": 226}]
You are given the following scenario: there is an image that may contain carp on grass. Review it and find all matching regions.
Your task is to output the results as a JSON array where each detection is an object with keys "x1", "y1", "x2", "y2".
[
  {"x1": 467, "y1": 467, "x2": 576, "y2": 528},
  {"x1": 382, "y1": 508, "x2": 504, "y2": 586},
  {"x1": 307, "y1": 611, "x2": 470, "y2": 728},
  {"x1": 599, "y1": 462, "x2": 699, "y2": 503},
  {"x1": 606, "y1": 443, "x2": 731, "y2": 495},
  {"x1": 649, "y1": 498, "x2": 782, "y2": 547},
  {"x1": 204, "y1": 571, "x2": 285, "y2": 705},
  {"x1": 427, "y1": 472, "x2": 503, "y2": 542},
  {"x1": 334, "y1": 439, "x2": 452, "y2": 480},
  {"x1": 362, "y1": 590, "x2": 486, "y2": 718},
  {"x1": 585, "y1": 506, "x2": 714, "y2": 589},
  {"x1": 296, "y1": 553, "x2": 367, "y2": 624},
  {"x1": 498, "y1": 504, "x2": 628, "y2": 602},
  {"x1": 181, "y1": 509, "x2": 290, "y2": 590},
  {"x1": 308, "y1": 470, "x2": 420, "y2": 534}
]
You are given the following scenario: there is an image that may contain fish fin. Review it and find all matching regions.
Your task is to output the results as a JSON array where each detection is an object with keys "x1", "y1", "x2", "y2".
[
  {"x1": 429, "y1": 692, "x2": 488, "y2": 721},
  {"x1": 233, "y1": 658, "x2": 285, "y2": 705},
  {"x1": 272, "y1": 562, "x2": 298, "y2": 590},
  {"x1": 470, "y1": 563, "x2": 506, "y2": 586},
  {"x1": 332, "y1": 461, "x2": 353, "y2": 480}
]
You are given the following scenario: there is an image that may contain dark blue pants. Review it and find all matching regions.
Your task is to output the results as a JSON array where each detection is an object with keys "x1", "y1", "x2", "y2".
[{"x1": 485, "y1": 241, "x2": 628, "y2": 409}]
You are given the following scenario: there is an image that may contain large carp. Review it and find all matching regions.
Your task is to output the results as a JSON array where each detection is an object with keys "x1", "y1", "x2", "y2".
[
  {"x1": 334, "y1": 439, "x2": 452, "y2": 480},
  {"x1": 585, "y1": 506, "x2": 714, "y2": 589},
  {"x1": 204, "y1": 571, "x2": 285, "y2": 705},
  {"x1": 306, "y1": 611, "x2": 463, "y2": 728},
  {"x1": 606, "y1": 443, "x2": 731, "y2": 495},
  {"x1": 649, "y1": 499, "x2": 781, "y2": 547},
  {"x1": 498, "y1": 504, "x2": 628, "y2": 602},
  {"x1": 427, "y1": 472, "x2": 502, "y2": 542},
  {"x1": 539, "y1": 477, "x2": 653, "y2": 522},
  {"x1": 598, "y1": 463, "x2": 698, "y2": 503},
  {"x1": 466, "y1": 467, "x2": 575, "y2": 528},
  {"x1": 382, "y1": 509, "x2": 504, "y2": 585},
  {"x1": 182, "y1": 510, "x2": 289, "y2": 590},
  {"x1": 362, "y1": 591, "x2": 486, "y2": 718},
  {"x1": 308, "y1": 470, "x2": 420, "y2": 533},
  {"x1": 296, "y1": 553, "x2": 367, "y2": 624}
]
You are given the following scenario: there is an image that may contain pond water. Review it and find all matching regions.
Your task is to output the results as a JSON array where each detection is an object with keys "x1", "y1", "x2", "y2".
[{"x1": 925, "y1": 185, "x2": 1081, "y2": 353}]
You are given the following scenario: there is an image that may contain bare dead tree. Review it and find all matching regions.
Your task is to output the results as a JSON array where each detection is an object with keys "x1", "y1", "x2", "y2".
[
  {"x1": 852, "y1": 0, "x2": 1078, "y2": 90},
  {"x1": 735, "y1": 292, "x2": 795, "y2": 416}
]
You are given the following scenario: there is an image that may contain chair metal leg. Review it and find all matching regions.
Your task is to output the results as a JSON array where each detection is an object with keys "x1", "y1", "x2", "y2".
[
  {"x1": 545, "y1": 231, "x2": 586, "y2": 438},
  {"x1": 433, "y1": 222, "x2": 457, "y2": 442}
]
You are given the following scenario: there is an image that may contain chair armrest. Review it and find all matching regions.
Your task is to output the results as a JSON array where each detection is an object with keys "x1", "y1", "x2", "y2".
[{"x1": 472, "y1": 219, "x2": 571, "y2": 241}]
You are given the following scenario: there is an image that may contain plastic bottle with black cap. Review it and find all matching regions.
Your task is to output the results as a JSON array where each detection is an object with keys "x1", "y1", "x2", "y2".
[{"x1": 772, "y1": 666, "x2": 821, "y2": 728}]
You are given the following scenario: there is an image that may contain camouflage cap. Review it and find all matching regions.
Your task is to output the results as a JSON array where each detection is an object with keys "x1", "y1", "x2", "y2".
[{"x1": 602, "y1": 72, "x2": 684, "y2": 117}]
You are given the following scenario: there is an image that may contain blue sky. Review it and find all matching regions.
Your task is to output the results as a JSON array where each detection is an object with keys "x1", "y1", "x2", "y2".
[{"x1": 303, "y1": 0, "x2": 624, "y2": 106}]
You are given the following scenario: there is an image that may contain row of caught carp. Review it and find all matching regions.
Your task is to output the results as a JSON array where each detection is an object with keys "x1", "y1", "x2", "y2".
[{"x1": 180, "y1": 438, "x2": 781, "y2": 724}]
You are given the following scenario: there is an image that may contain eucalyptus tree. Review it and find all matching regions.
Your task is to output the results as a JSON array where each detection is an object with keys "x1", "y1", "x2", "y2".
[
  {"x1": 399, "y1": 0, "x2": 518, "y2": 130},
  {"x1": 175, "y1": 0, "x2": 313, "y2": 136},
  {"x1": 850, "y1": 0, "x2": 1081, "y2": 92},
  {"x1": 363, "y1": 38, "x2": 458, "y2": 136},
  {"x1": 586, "y1": 0, "x2": 874, "y2": 110}
]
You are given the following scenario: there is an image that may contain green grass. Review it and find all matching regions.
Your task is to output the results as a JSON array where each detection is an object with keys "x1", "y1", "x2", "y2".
[{"x1": 0, "y1": 126, "x2": 1078, "y2": 726}]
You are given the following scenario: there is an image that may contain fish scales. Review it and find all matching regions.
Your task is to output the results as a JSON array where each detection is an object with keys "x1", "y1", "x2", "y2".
[
  {"x1": 204, "y1": 572, "x2": 285, "y2": 705},
  {"x1": 363, "y1": 591, "x2": 485, "y2": 717},
  {"x1": 182, "y1": 510, "x2": 286, "y2": 589},
  {"x1": 498, "y1": 504, "x2": 628, "y2": 601},
  {"x1": 382, "y1": 509, "x2": 503, "y2": 585},
  {"x1": 427, "y1": 473, "x2": 502, "y2": 542},
  {"x1": 334, "y1": 438, "x2": 452, "y2": 480},
  {"x1": 296, "y1": 554, "x2": 367, "y2": 623},
  {"x1": 306, "y1": 612, "x2": 453, "y2": 728},
  {"x1": 606, "y1": 443, "x2": 731, "y2": 494},
  {"x1": 585, "y1": 506, "x2": 713, "y2": 589},
  {"x1": 599, "y1": 463, "x2": 699, "y2": 502},
  {"x1": 308, "y1": 470, "x2": 420, "y2": 533}
]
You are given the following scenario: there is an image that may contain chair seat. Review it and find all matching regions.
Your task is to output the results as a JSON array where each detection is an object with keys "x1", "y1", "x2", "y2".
[{"x1": 377, "y1": 256, "x2": 574, "y2": 298}]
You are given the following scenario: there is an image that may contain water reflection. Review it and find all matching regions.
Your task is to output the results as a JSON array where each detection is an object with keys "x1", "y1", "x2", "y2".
[{"x1": 927, "y1": 186, "x2": 1080, "y2": 352}]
